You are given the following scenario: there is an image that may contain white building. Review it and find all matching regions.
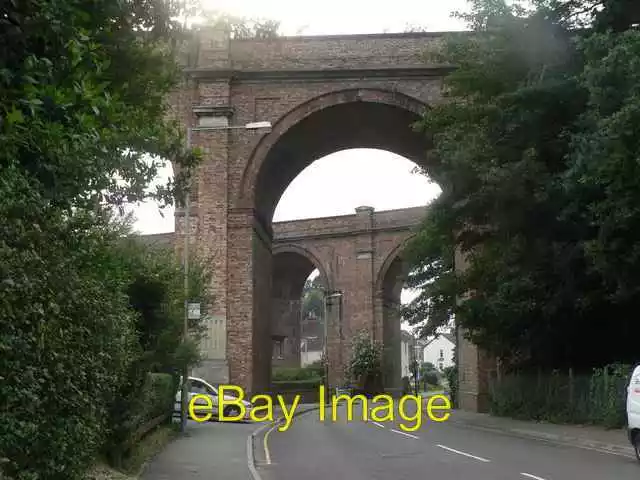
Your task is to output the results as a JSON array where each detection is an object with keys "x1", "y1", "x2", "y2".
[
  {"x1": 400, "y1": 330, "x2": 416, "y2": 378},
  {"x1": 422, "y1": 329, "x2": 455, "y2": 371}
]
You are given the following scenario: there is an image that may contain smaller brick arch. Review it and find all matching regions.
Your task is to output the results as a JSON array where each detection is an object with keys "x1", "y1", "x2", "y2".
[
  {"x1": 375, "y1": 234, "x2": 417, "y2": 298},
  {"x1": 272, "y1": 243, "x2": 332, "y2": 292}
]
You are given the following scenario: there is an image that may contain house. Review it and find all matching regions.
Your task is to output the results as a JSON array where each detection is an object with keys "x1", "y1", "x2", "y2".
[
  {"x1": 400, "y1": 330, "x2": 416, "y2": 378},
  {"x1": 422, "y1": 328, "x2": 455, "y2": 371},
  {"x1": 300, "y1": 311, "x2": 324, "y2": 367}
]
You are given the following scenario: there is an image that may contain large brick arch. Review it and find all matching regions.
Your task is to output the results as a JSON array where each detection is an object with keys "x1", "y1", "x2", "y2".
[{"x1": 238, "y1": 88, "x2": 430, "y2": 223}]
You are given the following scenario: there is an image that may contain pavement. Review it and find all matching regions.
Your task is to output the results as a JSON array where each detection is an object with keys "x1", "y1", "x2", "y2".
[
  {"x1": 139, "y1": 404, "x2": 320, "y2": 480},
  {"x1": 447, "y1": 408, "x2": 634, "y2": 457},
  {"x1": 139, "y1": 419, "x2": 256, "y2": 479},
  {"x1": 256, "y1": 403, "x2": 640, "y2": 480}
]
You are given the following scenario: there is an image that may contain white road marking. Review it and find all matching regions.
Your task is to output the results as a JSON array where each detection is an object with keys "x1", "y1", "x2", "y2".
[
  {"x1": 373, "y1": 421, "x2": 385, "y2": 428},
  {"x1": 391, "y1": 429, "x2": 420, "y2": 439},
  {"x1": 436, "y1": 444, "x2": 491, "y2": 462},
  {"x1": 521, "y1": 474, "x2": 547, "y2": 480}
]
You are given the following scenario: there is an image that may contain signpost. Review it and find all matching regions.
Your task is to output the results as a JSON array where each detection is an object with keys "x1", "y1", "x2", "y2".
[{"x1": 187, "y1": 302, "x2": 200, "y2": 320}]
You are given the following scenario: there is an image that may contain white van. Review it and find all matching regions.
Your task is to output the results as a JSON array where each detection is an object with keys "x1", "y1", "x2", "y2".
[
  {"x1": 626, "y1": 365, "x2": 640, "y2": 460},
  {"x1": 174, "y1": 376, "x2": 253, "y2": 421}
]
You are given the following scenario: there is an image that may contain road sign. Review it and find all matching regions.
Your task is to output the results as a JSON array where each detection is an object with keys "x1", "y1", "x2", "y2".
[{"x1": 187, "y1": 302, "x2": 200, "y2": 319}]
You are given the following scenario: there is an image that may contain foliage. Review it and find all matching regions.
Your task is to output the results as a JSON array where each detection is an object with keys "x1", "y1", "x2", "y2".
[
  {"x1": 489, "y1": 364, "x2": 630, "y2": 428},
  {"x1": 272, "y1": 365, "x2": 323, "y2": 382},
  {"x1": 423, "y1": 370, "x2": 441, "y2": 388},
  {"x1": 104, "y1": 372, "x2": 176, "y2": 467},
  {"x1": 422, "y1": 361, "x2": 437, "y2": 371},
  {"x1": 345, "y1": 330, "x2": 383, "y2": 393},
  {"x1": 0, "y1": 209, "x2": 138, "y2": 480},
  {"x1": 198, "y1": 11, "x2": 280, "y2": 39},
  {"x1": 443, "y1": 366, "x2": 459, "y2": 408},
  {"x1": 271, "y1": 379, "x2": 322, "y2": 391},
  {"x1": 0, "y1": 0, "x2": 207, "y2": 477},
  {"x1": 301, "y1": 277, "x2": 325, "y2": 321},
  {"x1": 180, "y1": 2, "x2": 280, "y2": 39},
  {"x1": 104, "y1": 241, "x2": 210, "y2": 466},
  {"x1": 404, "y1": 0, "x2": 640, "y2": 371},
  {"x1": 420, "y1": 361, "x2": 442, "y2": 388},
  {"x1": 0, "y1": 0, "x2": 197, "y2": 213}
]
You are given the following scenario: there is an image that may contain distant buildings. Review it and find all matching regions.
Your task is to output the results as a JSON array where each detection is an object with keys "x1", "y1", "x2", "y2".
[
  {"x1": 421, "y1": 327, "x2": 455, "y2": 371},
  {"x1": 400, "y1": 330, "x2": 417, "y2": 378},
  {"x1": 300, "y1": 311, "x2": 324, "y2": 367}
]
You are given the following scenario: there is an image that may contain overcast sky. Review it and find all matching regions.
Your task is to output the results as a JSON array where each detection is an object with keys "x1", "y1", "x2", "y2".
[{"x1": 128, "y1": 1, "x2": 471, "y2": 312}]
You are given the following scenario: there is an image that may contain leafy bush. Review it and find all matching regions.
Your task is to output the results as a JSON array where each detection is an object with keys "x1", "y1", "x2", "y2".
[
  {"x1": 443, "y1": 366, "x2": 458, "y2": 408},
  {"x1": 0, "y1": 0, "x2": 197, "y2": 477},
  {"x1": 105, "y1": 373, "x2": 175, "y2": 467},
  {"x1": 489, "y1": 364, "x2": 630, "y2": 428},
  {"x1": 103, "y1": 242, "x2": 210, "y2": 467},
  {"x1": 272, "y1": 365, "x2": 323, "y2": 382},
  {"x1": 0, "y1": 206, "x2": 138, "y2": 480},
  {"x1": 345, "y1": 330, "x2": 383, "y2": 394},
  {"x1": 0, "y1": 210, "x2": 209, "y2": 479},
  {"x1": 423, "y1": 370, "x2": 441, "y2": 388},
  {"x1": 271, "y1": 379, "x2": 322, "y2": 391}
]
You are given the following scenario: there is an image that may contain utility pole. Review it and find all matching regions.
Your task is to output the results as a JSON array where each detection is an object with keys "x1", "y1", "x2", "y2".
[
  {"x1": 178, "y1": 121, "x2": 271, "y2": 434},
  {"x1": 179, "y1": 126, "x2": 192, "y2": 434}
]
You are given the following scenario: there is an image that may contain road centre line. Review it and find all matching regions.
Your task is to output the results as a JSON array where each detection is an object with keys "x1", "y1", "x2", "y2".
[
  {"x1": 391, "y1": 428, "x2": 420, "y2": 439},
  {"x1": 373, "y1": 421, "x2": 385, "y2": 428},
  {"x1": 521, "y1": 474, "x2": 547, "y2": 480},
  {"x1": 436, "y1": 444, "x2": 491, "y2": 462}
]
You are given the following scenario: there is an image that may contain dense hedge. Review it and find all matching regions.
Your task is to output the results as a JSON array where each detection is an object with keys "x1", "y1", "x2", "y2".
[
  {"x1": 105, "y1": 373, "x2": 176, "y2": 467},
  {"x1": 271, "y1": 379, "x2": 322, "y2": 391},
  {"x1": 0, "y1": 0, "x2": 203, "y2": 477},
  {"x1": 489, "y1": 364, "x2": 630, "y2": 428},
  {"x1": 0, "y1": 205, "x2": 140, "y2": 480},
  {"x1": 0, "y1": 209, "x2": 207, "y2": 479},
  {"x1": 272, "y1": 365, "x2": 323, "y2": 382},
  {"x1": 443, "y1": 366, "x2": 458, "y2": 408}
]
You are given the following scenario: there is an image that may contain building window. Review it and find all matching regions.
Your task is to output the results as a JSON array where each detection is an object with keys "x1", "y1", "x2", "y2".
[
  {"x1": 272, "y1": 339, "x2": 284, "y2": 359},
  {"x1": 439, "y1": 349, "x2": 444, "y2": 359}
]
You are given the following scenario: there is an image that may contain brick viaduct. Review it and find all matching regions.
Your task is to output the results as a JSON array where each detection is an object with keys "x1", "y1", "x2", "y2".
[
  {"x1": 144, "y1": 205, "x2": 426, "y2": 392},
  {"x1": 162, "y1": 27, "x2": 492, "y2": 411}
]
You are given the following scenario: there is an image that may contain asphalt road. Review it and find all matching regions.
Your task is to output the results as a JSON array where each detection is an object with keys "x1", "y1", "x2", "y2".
[{"x1": 257, "y1": 402, "x2": 640, "y2": 480}]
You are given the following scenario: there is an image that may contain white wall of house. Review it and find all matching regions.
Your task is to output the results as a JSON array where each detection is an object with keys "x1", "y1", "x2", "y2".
[
  {"x1": 400, "y1": 331, "x2": 415, "y2": 378},
  {"x1": 423, "y1": 335, "x2": 455, "y2": 371},
  {"x1": 301, "y1": 350, "x2": 322, "y2": 366}
]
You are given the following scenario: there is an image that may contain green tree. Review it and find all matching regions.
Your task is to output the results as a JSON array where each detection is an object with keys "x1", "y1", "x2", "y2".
[
  {"x1": 201, "y1": 12, "x2": 280, "y2": 38},
  {"x1": 0, "y1": 0, "x2": 200, "y2": 477},
  {"x1": 180, "y1": 3, "x2": 280, "y2": 38},
  {"x1": 301, "y1": 278, "x2": 324, "y2": 320},
  {"x1": 346, "y1": 330, "x2": 383, "y2": 394},
  {"x1": 404, "y1": 0, "x2": 640, "y2": 371},
  {"x1": 104, "y1": 239, "x2": 211, "y2": 466}
]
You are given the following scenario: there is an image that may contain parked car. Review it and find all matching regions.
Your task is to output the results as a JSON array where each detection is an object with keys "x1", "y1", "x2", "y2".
[
  {"x1": 626, "y1": 364, "x2": 640, "y2": 460},
  {"x1": 174, "y1": 376, "x2": 253, "y2": 422}
]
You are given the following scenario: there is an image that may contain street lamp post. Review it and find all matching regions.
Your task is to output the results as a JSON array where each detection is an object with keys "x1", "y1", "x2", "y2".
[{"x1": 179, "y1": 120, "x2": 271, "y2": 433}]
